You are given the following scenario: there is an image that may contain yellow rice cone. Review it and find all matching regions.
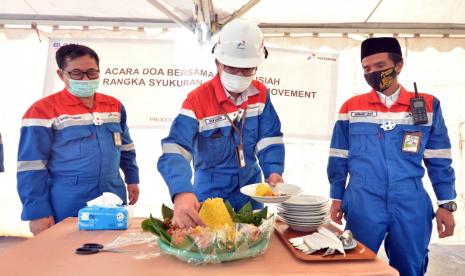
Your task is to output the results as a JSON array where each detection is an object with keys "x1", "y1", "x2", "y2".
[{"x1": 199, "y1": 198, "x2": 234, "y2": 229}]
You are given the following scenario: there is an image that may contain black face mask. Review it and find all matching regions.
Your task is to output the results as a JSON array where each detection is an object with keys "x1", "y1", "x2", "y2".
[{"x1": 364, "y1": 67, "x2": 397, "y2": 92}]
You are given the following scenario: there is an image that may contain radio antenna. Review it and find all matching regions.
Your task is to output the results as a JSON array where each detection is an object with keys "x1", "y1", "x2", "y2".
[{"x1": 413, "y1": 82, "x2": 419, "y2": 97}]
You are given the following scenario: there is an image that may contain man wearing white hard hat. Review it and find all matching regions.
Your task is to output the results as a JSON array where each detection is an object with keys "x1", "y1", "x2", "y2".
[{"x1": 158, "y1": 19, "x2": 285, "y2": 228}]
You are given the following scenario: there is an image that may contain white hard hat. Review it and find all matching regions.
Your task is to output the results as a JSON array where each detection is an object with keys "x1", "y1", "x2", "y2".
[{"x1": 213, "y1": 19, "x2": 266, "y2": 68}]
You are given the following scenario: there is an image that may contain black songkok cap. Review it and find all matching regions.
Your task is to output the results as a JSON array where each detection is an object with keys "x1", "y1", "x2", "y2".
[{"x1": 361, "y1": 37, "x2": 402, "y2": 61}]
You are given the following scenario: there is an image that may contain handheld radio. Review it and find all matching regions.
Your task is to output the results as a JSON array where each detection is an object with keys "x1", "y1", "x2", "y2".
[{"x1": 410, "y1": 82, "x2": 428, "y2": 125}]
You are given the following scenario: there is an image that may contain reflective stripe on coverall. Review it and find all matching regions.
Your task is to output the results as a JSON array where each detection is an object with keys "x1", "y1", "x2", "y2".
[
  {"x1": 327, "y1": 86, "x2": 456, "y2": 276},
  {"x1": 17, "y1": 89, "x2": 139, "y2": 222},
  {"x1": 158, "y1": 75, "x2": 285, "y2": 210}
]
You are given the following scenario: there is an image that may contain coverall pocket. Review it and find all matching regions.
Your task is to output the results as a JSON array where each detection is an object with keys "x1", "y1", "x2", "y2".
[
  {"x1": 341, "y1": 175, "x2": 364, "y2": 215},
  {"x1": 399, "y1": 125, "x2": 430, "y2": 160},
  {"x1": 50, "y1": 175, "x2": 100, "y2": 221},
  {"x1": 348, "y1": 124, "x2": 378, "y2": 156},
  {"x1": 243, "y1": 116, "x2": 258, "y2": 146},
  {"x1": 55, "y1": 127, "x2": 92, "y2": 159},
  {"x1": 198, "y1": 128, "x2": 231, "y2": 163}
]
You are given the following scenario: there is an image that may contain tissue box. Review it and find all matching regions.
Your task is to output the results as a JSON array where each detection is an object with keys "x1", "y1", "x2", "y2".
[{"x1": 78, "y1": 206, "x2": 129, "y2": 230}]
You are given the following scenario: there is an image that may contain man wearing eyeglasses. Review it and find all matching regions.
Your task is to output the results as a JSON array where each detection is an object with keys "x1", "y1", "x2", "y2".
[
  {"x1": 158, "y1": 19, "x2": 285, "y2": 228},
  {"x1": 17, "y1": 44, "x2": 140, "y2": 235}
]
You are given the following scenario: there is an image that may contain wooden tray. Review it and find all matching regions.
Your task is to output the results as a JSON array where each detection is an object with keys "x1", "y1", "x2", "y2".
[{"x1": 274, "y1": 220, "x2": 377, "y2": 261}]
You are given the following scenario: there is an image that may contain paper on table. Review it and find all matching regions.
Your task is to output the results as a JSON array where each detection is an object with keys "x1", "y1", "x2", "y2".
[
  {"x1": 291, "y1": 226, "x2": 345, "y2": 256},
  {"x1": 318, "y1": 227, "x2": 345, "y2": 253}
]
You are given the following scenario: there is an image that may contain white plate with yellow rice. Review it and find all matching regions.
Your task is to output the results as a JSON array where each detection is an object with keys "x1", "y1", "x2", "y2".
[{"x1": 240, "y1": 183, "x2": 302, "y2": 203}]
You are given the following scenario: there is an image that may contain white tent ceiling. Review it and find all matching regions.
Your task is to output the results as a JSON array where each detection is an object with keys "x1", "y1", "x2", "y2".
[
  {"x1": 230, "y1": 0, "x2": 465, "y2": 24},
  {"x1": 1, "y1": 0, "x2": 465, "y2": 35}
]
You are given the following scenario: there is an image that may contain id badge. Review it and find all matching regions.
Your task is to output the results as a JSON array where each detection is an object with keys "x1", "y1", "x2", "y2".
[
  {"x1": 402, "y1": 131, "x2": 421, "y2": 153},
  {"x1": 113, "y1": 132, "x2": 122, "y2": 147},
  {"x1": 235, "y1": 144, "x2": 246, "y2": 168}
]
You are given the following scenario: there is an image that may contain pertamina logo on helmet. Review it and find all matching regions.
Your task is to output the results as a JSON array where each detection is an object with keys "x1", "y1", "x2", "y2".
[{"x1": 235, "y1": 40, "x2": 247, "y2": 49}]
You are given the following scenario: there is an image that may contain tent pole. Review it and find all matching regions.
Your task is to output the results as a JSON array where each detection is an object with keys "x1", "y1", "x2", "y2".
[
  {"x1": 219, "y1": 0, "x2": 261, "y2": 26},
  {"x1": 146, "y1": 0, "x2": 195, "y2": 33},
  {"x1": 364, "y1": 0, "x2": 383, "y2": 23},
  {"x1": 193, "y1": 0, "x2": 215, "y2": 42}
]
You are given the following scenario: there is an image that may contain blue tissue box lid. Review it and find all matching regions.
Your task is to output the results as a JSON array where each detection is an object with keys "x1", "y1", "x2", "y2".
[{"x1": 78, "y1": 206, "x2": 128, "y2": 230}]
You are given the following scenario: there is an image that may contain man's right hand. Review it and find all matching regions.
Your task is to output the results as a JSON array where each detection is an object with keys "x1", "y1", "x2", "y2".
[
  {"x1": 330, "y1": 200, "x2": 344, "y2": 225},
  {"x1": 172, "y1": 192, "x2": 205, "y2": 228},
  {"x1": 29, "y1": 216, "x2": 55, "y2": 235}
]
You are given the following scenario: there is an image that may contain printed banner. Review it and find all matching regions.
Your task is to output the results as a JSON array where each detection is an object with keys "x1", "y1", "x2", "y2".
[{"x1": 44, "y1": 38, "x2": 338, "y2": 139}]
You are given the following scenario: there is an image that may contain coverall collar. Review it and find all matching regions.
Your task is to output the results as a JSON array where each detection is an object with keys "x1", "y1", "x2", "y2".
[
  {"x1": 396, "y1": 85, "x2": 413, "y2": 106},
  {"x1": 376, "y1": 86, "x2": 400, "y2": 108},
  {"x1": 368, "y1": 85, "x2": 410, "y2": 106},
  {"x1": 61, "y1": 88, "x2": 82, "y2": 105},
  {"x1": 61, "y1": 88, "x2": 111, "y2": 106},
  {"x1": 212, "y1": 74, "x2": 259, "y2": 106}
]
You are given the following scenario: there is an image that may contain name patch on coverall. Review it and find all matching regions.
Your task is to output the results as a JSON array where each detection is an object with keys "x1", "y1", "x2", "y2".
[{"x1": 350, "y1": 111, "x2": 377, "y2": 117}]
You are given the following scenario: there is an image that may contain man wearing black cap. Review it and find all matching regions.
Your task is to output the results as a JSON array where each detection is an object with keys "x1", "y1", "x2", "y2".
[{"x1": 327, "y1": 37, "x2": 456, "y2": 276}]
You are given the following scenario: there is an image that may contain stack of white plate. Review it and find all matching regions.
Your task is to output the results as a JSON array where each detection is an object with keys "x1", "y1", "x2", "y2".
[{"x1": 277, "y1": 194, "x2": 330, "y2": 232}]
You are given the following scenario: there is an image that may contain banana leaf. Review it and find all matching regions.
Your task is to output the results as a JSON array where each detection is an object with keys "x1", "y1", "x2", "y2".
[
  {"x1": 142, "y1": 201, "x2": 274, "y2": 263},
  {"x1": 149, "y1": 214, "x2": 172, "y2": 243},
  {"x1": 162, "y1": 204, "x2": 174, "y2": 220},
  {"x1": 141, "y1": 218, "x2": 170, "y2": 244},
  {"x1": 224, "y1": 200, "x2": 236, "y2": 218},
  {"x1": 238, "y1": 201, "x2": 253, "y2": 214}
]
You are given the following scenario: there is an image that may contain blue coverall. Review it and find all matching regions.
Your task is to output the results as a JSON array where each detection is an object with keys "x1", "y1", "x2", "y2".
[
  {"x1": 17, "y1": 89, "x2": 139, "y2": 222},
  {"x1": 327, "y1": 86, "x2": 456, "y2": 276},
  {"x1": 158, "y1": 75, "x2": 285, "y2": 210}
]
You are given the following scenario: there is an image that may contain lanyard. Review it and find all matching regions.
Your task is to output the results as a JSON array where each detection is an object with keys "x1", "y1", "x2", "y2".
[
  {"x1": 220, "y1": 104, "x2": 248, "y2": 168},
  {"x1": 221, "y1": 105, "x2": 247, "y2": 146}
]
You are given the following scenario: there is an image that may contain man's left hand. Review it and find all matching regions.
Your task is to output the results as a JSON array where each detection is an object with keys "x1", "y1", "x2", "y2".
[
  {"x1": 267, "y1": 173, "x2": 283, "y2": 186},
  {"x1": 436, "y1": 207, "x2": 455, "y2": 238},
  {"x1": 127, "y1": 184, "x2": 140, "y2": 205}
]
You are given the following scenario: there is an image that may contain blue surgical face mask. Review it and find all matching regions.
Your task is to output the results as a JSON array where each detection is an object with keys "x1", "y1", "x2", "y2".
[{"x1": 68, "y1": 79, "x2": 100, "y2": 97}]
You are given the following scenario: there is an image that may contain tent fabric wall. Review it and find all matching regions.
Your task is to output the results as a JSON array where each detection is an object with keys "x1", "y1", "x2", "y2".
[
  {"x1": 0, "y1": 28, "x2": 464, "y2": 244},
  {"x1": 0, "y1": 29, "x2": 49, "y2": 236}
]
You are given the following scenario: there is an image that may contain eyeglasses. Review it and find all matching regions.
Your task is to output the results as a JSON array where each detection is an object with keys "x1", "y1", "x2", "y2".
[
  {"x1": 221, "y1": 64, "x2": 257, "y2": 76},
  {"x1": 62, "y1": 69, "x2": 100, "y2": 80}
]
